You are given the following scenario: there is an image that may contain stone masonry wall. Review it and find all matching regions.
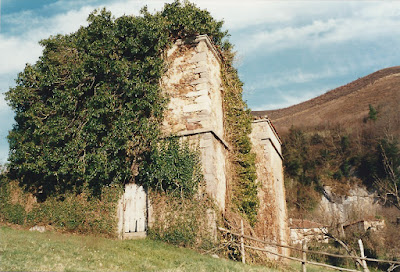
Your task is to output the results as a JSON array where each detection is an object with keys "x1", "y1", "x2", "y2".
[
  {"x1": 161, "y1": 35, "x2": 224, "y2": 137},
  {"x1": 250, "y1": 119, "x2": 290, "y2": 256},
  {"x1": 118, "y1": 36, "x2": 290, "y2": 251},
  {"x1": 161, "y1": 35, "x2": 228, "y2": 211}
]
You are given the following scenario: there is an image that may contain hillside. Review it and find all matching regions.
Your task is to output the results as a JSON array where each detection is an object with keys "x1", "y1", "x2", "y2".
[
  {"x1": 252, "y1": 66, "x2": 400, "y2": 134},
  {"x1": 260, "y1": 66, "x2": 400, "y2": 260}
]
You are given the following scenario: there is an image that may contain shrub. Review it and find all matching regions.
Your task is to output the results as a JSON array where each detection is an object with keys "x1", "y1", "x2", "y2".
[
  {"x1": 26, "y1": 185, "x2": 121, "y2": 236},
  {"x1": 0, "y1": 178, "x2": 26, "y2": 225},
  {"x1": 1, "y1": 204, "x2": 26, "y2": 225},
  {"x1": 148, "y1": 192, "x2": 217, "y2": 249}
]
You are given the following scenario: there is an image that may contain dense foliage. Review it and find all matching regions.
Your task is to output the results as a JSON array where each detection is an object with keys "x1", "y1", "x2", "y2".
[
  {"x1": 148, "y1": 192, "x2": 216, "y2": 249},
  {"x1": 283, "y1": 127, "x2": 356, "y2": 212},
  {"x1": 283, "y1": 106, "x2": 400, "y2": 214},
  {"x1": 137, "y1": 137, "x2": 203, "y2": 198},
  {"x1": 221, "y1": 49, "x2": 259, "y2": 225},
  {"x1": 0, "y1": 179, "x2": 26, "y2": 225},
  {"x1": 5, "y1": 0, "x2": 259, "y2": 231},
  {"x1": 6, "y1": 1, "x2": 227, "y2": 200},
  {"x1": 0, "y1": 177, "x2": 121, "y2": 235}
]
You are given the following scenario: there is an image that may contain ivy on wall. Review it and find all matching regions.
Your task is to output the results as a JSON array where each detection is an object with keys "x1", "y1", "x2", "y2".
[
  {"x1": 5, "y1": 0, "x2": 258, "y2": 227},
  {"x1": 220, "y1": 49, "x2": 259, "y2": 225},
  {"x1": 6, "y1": 1, "x2": 226, "y2": 200},
  {"x1": 137, "y1": 137, "x2": 203, "y2": 198}
]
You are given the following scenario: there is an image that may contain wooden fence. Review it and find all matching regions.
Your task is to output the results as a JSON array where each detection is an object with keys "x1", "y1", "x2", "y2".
[{"x1": 218, "y1": 221, "x2": 400, "y2": 272}]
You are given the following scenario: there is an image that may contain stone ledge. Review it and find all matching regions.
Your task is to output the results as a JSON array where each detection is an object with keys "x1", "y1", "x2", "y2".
[
  {"x1": 175, "y1": 129, "x2": 230, "y2": 151},
  {"x1": 172, "y1": 35, "x2": 221, "y2": 64},
  {"x1": 261, "y1": 137, "x2": 284, "y2": 160},
  {"x1": 252, "y1": 118, "x2": 282, "y2": 144}
]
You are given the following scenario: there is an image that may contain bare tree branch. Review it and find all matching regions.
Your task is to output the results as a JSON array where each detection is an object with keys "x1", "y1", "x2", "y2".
[
  {"x1": 321, "y1": 228, "x2": 364, "y2": 268},
  {"x1": 374, "y1": 143, "x2": 400, "y2": 211}
]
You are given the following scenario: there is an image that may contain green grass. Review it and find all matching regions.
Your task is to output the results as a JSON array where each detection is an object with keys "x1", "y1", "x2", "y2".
[
  {"x1": 289, "y1": 261, "x2": 338, "y2": 272},
  {"x1": 0, "y1": 226, "x2": 277, "y2": 271}
]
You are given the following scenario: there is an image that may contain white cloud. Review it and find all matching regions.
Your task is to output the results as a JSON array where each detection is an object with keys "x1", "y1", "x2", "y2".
[
  {"x1": 247, "y1": 66, "x2": 350, "y2": 92},
  {"x1": 0, "y1": 2, "x2": 136, "y2": 88},
  {"x1": 237, "y1": 2, "x2": 400, "y2": 54},
  {"x1": 0, "y1": 35, "x2": 43, "y2": 74},
  {"x1": 251, "y1": 86, "x2": 332, "y2": 111},
  {"x1": 357, "y1": 2, "x2": 400, "y2": 18},
  {"x1": 190, "y1": 1, "x2": 359, "y2": 31}
]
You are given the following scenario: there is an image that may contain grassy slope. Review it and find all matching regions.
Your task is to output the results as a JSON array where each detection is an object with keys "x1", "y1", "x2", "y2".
[
  {"x1": 0, "y1": 225, "x2": 334, "y2": 272},
  {"x1": 0, "y1": 226, "x2": 276, "y2": 272}
]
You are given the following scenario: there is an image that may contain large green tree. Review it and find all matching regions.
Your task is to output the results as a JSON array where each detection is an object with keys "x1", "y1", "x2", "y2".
[{"x1": 6, "y1": 1, "x2": 227, "y2": 199}]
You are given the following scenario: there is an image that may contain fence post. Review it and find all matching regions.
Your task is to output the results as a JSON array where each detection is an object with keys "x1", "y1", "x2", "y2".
[
  {"x1": 302, "y1": 240, "x2": 307, "y2": 272},
  {"x1": 358, "y1": 239, "x2": 370, "y2": 272},
  {"x1": 241, "y1": 219, "x2": 245, "y2": 264}
]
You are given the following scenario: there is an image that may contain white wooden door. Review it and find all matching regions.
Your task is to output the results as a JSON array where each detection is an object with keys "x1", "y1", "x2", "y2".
[{"x1": 123, "y1": 184, "x2": 147, "y2": 233}]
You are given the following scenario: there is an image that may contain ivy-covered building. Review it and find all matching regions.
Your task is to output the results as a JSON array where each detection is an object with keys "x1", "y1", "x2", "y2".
[{"x1": 118, "y1": 35, "x2": 289, "y2": 256}]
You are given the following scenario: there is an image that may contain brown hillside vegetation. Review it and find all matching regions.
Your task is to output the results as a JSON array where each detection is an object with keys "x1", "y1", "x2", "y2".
[
  {"x1": 253, "y1": 67, "x2": 400, "y2": 263},
  {"x1": 252, "y1": 66, "x2": 400, "y2": 134}
]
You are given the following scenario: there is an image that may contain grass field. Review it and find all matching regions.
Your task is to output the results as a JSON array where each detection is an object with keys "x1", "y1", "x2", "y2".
[
  {"x1": 0, "y1": 225, "x2": 341, "y2": 271},
  {"x1": 0, "y1": 226, "x2": 279, "y2": 271}
]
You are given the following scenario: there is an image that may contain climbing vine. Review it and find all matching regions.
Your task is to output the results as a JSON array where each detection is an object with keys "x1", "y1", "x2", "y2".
[
  {"x1": 137, "y1": 137, "x2": 203, "y2": 198},
  {"x1": 6, "y1": 1, "x2": 226, "y2": 200},
  {"x1": 5, "y1": 0, "x2": 258, "y2": 228},
  {"x1": 220, "y1": 48, "x2": 259, "y2": 225}
]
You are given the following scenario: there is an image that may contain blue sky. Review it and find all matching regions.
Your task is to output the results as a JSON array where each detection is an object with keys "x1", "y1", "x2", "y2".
[{"x1": 1, "y1": 0, "x2": 400, "y2": 163}]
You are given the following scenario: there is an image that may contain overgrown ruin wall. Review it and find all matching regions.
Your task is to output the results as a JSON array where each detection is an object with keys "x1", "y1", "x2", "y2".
[
  {"x1": 118, "y1": 35, "x2": 289, "y2": 253},
  {"x1": 161, "y1": 35, "x2": 228, "y2": 210},
  {"x1": 250, "y1": 119, "x2": 290, "y2": 256}
]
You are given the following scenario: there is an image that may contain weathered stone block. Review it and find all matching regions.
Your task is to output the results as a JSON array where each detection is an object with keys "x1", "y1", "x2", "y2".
[
  {"x1": 200, "y1": 72, "x2": 210, "y2": 79},
  {"x1": 183, "y1": 103, "x2": 211, "y2": 113},
  {"x1": 186, "y1": 122, "x2": 202, "y2": 130},
  {"x1": 194, "y1": 66, "x2": 207, "y2": 74},
  {"x1": 29, "y1": 226, "x2": 46, "y2": 233},
  {"x1": 186, "y1": 116, "x2": 208, "y2": 123},
  {"x1": 195, "y1": 61, "x2": 207, "y2": 68},
  {"x1": 185, "y1": 89, "x2": 209, "y2": 98},
  {"x1": 195, "y1": 95, "x2": 211, "y2": 104},
  {"x1": 196, "y1": 40, "x2": 208, "y2": 53},
  {"x1": 191, "y1": 77, "x2": 208, "y2": 85},
  {"x1": 189, "y1": 52, "x2": 207, "y2": 63},
  {"x1": 195, "y1": 83, "x2": 208, "y2": 91},
  {"x1": 200, "y1": 138, "x2": 212, "y2": 148},
  {"x1": 172, "y1": 123, "x2": 186, "y2": 132}
]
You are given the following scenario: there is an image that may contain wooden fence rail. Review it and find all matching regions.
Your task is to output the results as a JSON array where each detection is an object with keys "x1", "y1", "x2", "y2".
[
  {"x1": 244, "y1": 244, "x2": 359, "y2": 272},
  {"x1": 218, "y1": 226, "x2": 400, "y2": 272}
]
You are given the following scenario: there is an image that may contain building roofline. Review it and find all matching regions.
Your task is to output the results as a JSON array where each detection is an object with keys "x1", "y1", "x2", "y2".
[
  {"x1": 195, "y1": 35, "x2": 222, "y2": 63},
  {"x1": 252, "y1": 118, "x2": 282, "y2": 145}
]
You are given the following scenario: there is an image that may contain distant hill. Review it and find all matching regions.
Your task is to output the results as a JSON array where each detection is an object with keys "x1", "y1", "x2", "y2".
[{"x1": 252, "y1": 66, "x2": 400, "y2": 134}]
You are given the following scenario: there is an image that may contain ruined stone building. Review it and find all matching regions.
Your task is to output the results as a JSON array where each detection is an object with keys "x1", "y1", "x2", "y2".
[{"x1": 117, "y1": 35, "x2": 289, "y2": 255}]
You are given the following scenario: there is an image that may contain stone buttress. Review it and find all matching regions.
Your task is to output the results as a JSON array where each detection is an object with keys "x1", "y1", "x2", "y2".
[
  {"x1": 250, "y1": 118, "x2": 290, "y2": 257},
  {"x1": 161, "y1": 35, "x2": 229, "y2": 211}
]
